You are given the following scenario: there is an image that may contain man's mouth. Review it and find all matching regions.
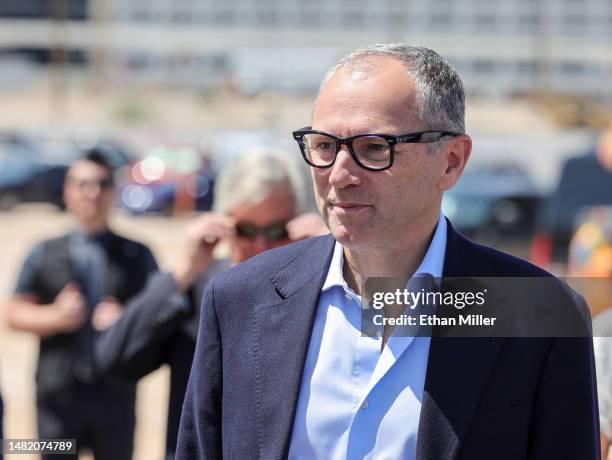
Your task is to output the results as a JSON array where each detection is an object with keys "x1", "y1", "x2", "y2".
[{"x1": 328, "y1": 202, "x2": 371, "y2": 214}]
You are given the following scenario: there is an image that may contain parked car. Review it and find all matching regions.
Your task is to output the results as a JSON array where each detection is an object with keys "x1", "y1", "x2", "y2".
[
  {"x1": 0, "y1": 132, "x2": 66, "y2": 210},
  {"x1": 0, "y1": 133, "x2": 133, "y2": 211},
  {"x1": 442, "y1": 165, "x2": 542, "y2": 257},
  {"x1": 118, "y1": 146, "x2": 215, "y2": 215},
  {"x1": 531, "y1": 152, "x2": 612, "y2": 269}
]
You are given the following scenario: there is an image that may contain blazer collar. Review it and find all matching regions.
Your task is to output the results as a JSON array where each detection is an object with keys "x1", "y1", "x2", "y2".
[
  {"x1": 270, "y1": 235, "x2": 336, "y2": 299},
  {"x1": 442, "y1": 217, "x2": 495, "y2": 278},
  {"x1": 254, "y1": 235, "x2": 336, "y2": 459},
  {"x1": 417, "y1": 219, "x2": 507, "y2": 459},
  {"x1": 256, "y1": 226, "x2": 506, "y2": 460}
]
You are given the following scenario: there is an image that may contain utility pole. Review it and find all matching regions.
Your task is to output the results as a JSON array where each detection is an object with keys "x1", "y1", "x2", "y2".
[
  {"x1": 91, "y1": 0, "x2": 110, "y2": 88},
  {"x1": 49, "y1": 0, "x2": 69, "y2": 119},
  {"x1": 533, "y1": 0, "x2": 552, "y2": 95}
]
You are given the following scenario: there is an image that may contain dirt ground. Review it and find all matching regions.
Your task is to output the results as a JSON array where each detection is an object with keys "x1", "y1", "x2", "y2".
[{"x1": 0, "y1": 205, "x2": 194, "y2": 460}]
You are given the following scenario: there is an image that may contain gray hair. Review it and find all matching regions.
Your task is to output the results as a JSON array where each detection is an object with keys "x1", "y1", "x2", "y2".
[
  {"x1": 213, "y1": 148, "x2": 309, "y2": 215},
  {"x1": 321, "y1": 44, "x2": 465, "y2": 152}
]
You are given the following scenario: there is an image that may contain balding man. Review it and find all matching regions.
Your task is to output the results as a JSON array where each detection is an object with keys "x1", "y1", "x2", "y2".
[{"x1": 177, "y1": 44, "x2": 599, "y2": 460}]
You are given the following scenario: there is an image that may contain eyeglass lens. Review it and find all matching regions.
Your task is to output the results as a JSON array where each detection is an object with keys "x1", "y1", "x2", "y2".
[
  {"x1": 235, "y1": 222, "x2": 289, "y2": 242},
  {"x1": 302, "y1": 133, "x2": 391, "y2": 169}
]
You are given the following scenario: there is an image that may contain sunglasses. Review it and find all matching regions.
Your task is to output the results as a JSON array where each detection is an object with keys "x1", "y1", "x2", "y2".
[{"x1": 235, "y1": 221, "x2": 289, "y2": 242}]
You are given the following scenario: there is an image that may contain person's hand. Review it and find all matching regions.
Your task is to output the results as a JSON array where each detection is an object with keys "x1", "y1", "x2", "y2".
[
  {"x1": 91, "y1": 297, "x2": 124, "y2": 331},
  {"x1": 173, "y1": 212, "x2": 236, "y2": 291},
  {"x1": 286, "y1": 212, "x2": 329, "y2": 241},
  {"x1": 601, "y1": 433, "x2": 611, "y2": 460},
  {"x1": 51, "y1": 282, "x2": 87, "y2": 334}
]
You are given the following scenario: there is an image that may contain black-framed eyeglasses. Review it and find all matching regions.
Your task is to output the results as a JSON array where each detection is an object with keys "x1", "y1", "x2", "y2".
[
  {"x1": 235, "y1": 221, "x2": 289, "y2": 242},
  {"x1": 292, "y1": 127, "x2": 459, "y2": 171}
]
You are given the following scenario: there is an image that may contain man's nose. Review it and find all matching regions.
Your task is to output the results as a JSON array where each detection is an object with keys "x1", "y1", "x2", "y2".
[
  {"x1": 82, "y1": 182, "x2": 103, "y2": 199},
  {"x1": 252, "y1": 234, "x2": 269, "y2": 254},
  {"x1": 328, "y1": 146, "x2": 362, "y2": 188}
]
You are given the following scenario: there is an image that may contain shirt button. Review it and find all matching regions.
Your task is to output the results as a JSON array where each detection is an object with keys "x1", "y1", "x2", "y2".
[{"x1": 361, "y1": 400, "x2": 369, "y2": 409}]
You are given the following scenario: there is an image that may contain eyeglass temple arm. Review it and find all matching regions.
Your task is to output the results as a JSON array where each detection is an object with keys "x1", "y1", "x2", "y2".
[{"x1": 396, "y1": 131, "x2": 458, "y2": 143}]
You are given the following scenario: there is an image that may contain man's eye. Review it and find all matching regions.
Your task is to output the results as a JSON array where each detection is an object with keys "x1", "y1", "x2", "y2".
[
  {"x1": 316, "y1": 142, "x2": 334, "y2": 151},
  {"x1": 360, "y1": 143, "x2": 389, "y2": 156},
  {"x1": 363, "y1": 143, "x2": 387, "y2": 152}
]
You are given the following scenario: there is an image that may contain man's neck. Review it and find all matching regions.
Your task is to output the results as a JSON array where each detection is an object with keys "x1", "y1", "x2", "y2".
[
  {"x1": 75, "y1": 219, "x2": 109, "y2": 236},
  {"x1": 342, "y1": 216, "x2": 439, "y2": 296}
]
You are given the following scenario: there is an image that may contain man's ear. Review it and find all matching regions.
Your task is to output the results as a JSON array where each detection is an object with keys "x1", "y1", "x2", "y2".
[
  {"x1": 62, "y1": 181, "x2": 70, "y2": 206},
  {"x1": 437, "y1": 135, "x2": 472, "y2": 191}
]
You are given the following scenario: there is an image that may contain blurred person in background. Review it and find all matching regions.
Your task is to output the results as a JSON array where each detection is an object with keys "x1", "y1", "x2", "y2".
[
  {"x1": 569, "y1": 206, "x2": 612, "y2": 460},
  {"x1": 3, "y1": 150, "x2": 158, "y2": 460},
  {"x1": 95, "y1": 149, "x2": 327, "y2": 459},
  {"x1": 533, "y1": 122, "x2": 612, "y2": 268},
  {"x1": 597, "y1": 125, "x2": 612, "y2": 173}
]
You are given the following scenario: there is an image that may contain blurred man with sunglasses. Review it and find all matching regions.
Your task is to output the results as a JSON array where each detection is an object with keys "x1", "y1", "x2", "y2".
[
  {"x1": 95, "y1": 149, "x2": 327, "y2": 459},
  {"x1": 177, "y1": 44, "x2": 599, "y2": 459},
  {"x1": 4, "y1": 150, "x2": 158, "y2": 459}
]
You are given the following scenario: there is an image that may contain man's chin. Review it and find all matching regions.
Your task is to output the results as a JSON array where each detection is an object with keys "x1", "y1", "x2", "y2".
[
  {"x1": 330, "y1": 225, "x2": 374, "y2": 250},
  {"x1": 80, "y1": 212, "x2": 102, "y2": 222}
]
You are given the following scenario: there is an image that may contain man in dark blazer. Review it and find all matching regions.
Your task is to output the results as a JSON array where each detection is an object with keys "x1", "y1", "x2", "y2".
[{"x1": 177, "y1": 44, "x2": 599, "y2": 459}]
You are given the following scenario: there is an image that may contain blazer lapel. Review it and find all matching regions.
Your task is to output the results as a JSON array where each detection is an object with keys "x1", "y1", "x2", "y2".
[
  {"x1": 417, "y1": 221, "x2": 506, "y2": 460},
  {"x1": 253, "y1": 235, "x2": 335, "y2": 459}
]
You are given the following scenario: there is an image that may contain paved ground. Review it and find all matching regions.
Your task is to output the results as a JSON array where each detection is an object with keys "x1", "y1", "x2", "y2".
[{"x1": 0, "y1": 205, "x2": 192, "y2": 460}]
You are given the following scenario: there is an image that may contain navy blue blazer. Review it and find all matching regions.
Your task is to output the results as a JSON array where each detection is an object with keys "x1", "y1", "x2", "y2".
[
  {"x1": 95, "y1": 259, "x2": 229, "y2": 458},
  {"x1": 177, "y1": 220, "x2": 600, "y2": 459}
]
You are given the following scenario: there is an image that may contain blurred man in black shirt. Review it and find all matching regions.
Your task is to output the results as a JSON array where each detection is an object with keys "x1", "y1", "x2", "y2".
[{"x1": 4, "y1": 150, "x2": 157, "y2": 460}]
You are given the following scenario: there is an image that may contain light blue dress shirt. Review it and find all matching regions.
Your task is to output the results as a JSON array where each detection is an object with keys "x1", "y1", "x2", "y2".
[{"x1": 288, "y1": 213, "x2": 448, "y2": 460}]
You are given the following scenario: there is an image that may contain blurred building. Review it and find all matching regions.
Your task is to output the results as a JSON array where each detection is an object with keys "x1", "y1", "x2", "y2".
[
  {"x1": 0, "y1": 0, "x2": 89, "y2": 86},
  {"x1": 1, "y1": 0, "x2": 612, "y2": 97}
]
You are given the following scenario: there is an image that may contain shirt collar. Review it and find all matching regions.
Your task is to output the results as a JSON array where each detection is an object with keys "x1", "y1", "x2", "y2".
[
  {"x1": 321, "y1": 237, "x2": 349, "y2": 292},
  {"x1": 322, "y1": 212, "x2": 448, "y2": 292},
  {"x1": 70, "y1": 227, "x2": 114, "y2": 247}
]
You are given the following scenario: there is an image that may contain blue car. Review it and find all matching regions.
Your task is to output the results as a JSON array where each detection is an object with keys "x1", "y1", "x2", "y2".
[
  {"x1": 442, "y1": 165, "x2": 542, "y2": 260},
  {"x1": 0, "y1": 134, "x2": 67, "y2": 210},
  {"x1": 0, "y1": 133, "x2": 133, "y2": 211}
]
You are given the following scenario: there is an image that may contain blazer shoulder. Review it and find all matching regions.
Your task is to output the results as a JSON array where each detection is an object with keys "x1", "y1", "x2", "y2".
[
  {"x1": 448, "y1": 224, "x2": 553, "y2": 278},
  {"x1": 450, "y1": 230, "x2": 593, "y2": 328},
  {"x1": 475, "y1": 241, "x2": 553, "y2": 278},
  {"x1": 210, "y1": 235, "x2": 334, "y2": 294}
]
